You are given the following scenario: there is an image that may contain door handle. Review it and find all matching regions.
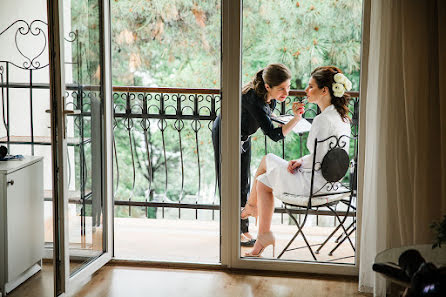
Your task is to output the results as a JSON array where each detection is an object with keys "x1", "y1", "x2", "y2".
[
  {"x1": 63, "y1": 109, "x2": 81, "y2": 115},
  {"x1": 7, "y1": 180, "x2": 14, "y2": 186},
  {"x1": 45, "y1": 109, "x2": 81, "y2": 115}
]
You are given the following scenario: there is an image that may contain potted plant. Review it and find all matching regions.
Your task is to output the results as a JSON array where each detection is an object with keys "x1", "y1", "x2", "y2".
[{"x1": 431, "y1": 215, "x2": 446, "y2": 249}]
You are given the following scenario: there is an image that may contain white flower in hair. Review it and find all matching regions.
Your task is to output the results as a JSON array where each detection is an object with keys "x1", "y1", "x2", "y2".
[
  {"x1": 333, "y1": 72, "x2": 352, "y2": 93},
  {"x1": 344, "y1": 79, "x2": 352, "y2": 91},
  {"x1": 333, "y1": 91, "x2": 344, "y2": 98},
  {"x1": 334, "y1": 73, "x2": 346, "y2": 84},
  {"x1": 332, "y1": 82, "x2": 345, "y2": 97}
]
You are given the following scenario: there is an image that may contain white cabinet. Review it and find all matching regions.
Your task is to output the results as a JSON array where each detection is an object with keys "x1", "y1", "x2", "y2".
[{"x1": 0, "y1": 156, "x2": 44, "y2": 296}]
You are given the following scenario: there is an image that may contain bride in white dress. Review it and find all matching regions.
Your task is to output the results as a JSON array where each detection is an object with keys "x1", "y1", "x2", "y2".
[{"x1": 241, "y1": 66, "x2": 353, "y2": 257}]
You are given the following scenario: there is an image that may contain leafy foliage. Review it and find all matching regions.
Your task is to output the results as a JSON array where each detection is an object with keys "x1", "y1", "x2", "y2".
[
  {"x1": 110, "y1": 0, "x2": 221, "y2": 88},
  {"x1": 242, "y1": 0, "x2": 362, "y2": 89},
  {"x1": 431, "y1": 215, "x2": 446, "y2": 249},
  {"x1": 109, "y1": 0, "x2": 362, "y2": 89}
]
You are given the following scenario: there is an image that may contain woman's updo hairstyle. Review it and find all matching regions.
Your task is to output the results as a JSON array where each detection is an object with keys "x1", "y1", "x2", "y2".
[
  {"x1": 242, "y1": 63, "x2": 291, "y2": 102},
  {"x1": 311, "y1": 66, "x2": 351, "y2": 122}
]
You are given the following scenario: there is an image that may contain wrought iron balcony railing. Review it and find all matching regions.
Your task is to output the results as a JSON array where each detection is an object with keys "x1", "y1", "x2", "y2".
[
  {"x1": 0, "y1": 79, "x2": 359, "y2": 222},
  {"x1": 109, "y1": 87, "x2": 359, "y2": 221}
]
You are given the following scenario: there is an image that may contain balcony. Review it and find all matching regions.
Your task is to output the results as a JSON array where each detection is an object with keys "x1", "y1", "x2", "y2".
[
  {"x1": 24, "y1": 85, "x2": 358, "y2": 264},
  {"x1": 1, "y1": 20, "x2": 359, "y2": 265}
]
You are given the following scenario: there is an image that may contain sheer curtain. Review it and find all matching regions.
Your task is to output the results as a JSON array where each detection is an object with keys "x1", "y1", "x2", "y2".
[{"x1": 358, "y1": 1, "x2": 446, "y2": 296}]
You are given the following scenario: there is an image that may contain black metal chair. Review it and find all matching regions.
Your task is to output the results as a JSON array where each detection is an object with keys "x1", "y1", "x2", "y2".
[{"x1": 276, "y1": 134, "x2": 357, "y2": 260}]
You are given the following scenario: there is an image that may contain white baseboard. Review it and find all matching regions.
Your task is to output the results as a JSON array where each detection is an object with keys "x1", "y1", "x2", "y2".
[{"x1": 5, "y1": 262, "x2": 41, "y2": 294}]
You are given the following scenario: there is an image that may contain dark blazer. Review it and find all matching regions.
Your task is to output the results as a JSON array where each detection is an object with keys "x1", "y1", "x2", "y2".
[{"x1": 241, "y1": 89, "x2": 284, "y2": 141}]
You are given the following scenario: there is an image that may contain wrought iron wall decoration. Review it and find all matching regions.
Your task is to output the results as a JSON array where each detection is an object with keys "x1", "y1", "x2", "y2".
[
  {"x1": 0, "y1": 20, "x2": 49, "y2": 70},
  {"x1": 0, "y1": 19, "x2": 89, "y2": 232},
  {"x1": 0, "y1": 19, "x2": 78, "y2": 70}
]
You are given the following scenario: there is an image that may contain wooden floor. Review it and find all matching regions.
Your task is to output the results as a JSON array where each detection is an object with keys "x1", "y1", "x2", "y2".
[{"x1": 8, "y1": 263, "x2": 372, "y2": 297}]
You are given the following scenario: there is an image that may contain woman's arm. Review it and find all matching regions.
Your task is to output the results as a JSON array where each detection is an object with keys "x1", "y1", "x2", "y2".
[
  {"x1": 248, "y1": 101, "x2": 305, "y2": 141},
  {"x1": 248, "y1": 104, "x2": 284, "y2": 142},
  {"x1": 281, "y1": 102, "x2": 305, "y2": 136}
]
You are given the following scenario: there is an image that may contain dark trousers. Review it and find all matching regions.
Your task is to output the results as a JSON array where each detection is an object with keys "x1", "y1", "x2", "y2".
[{"x1": 212, "y1": 115, "x2": 250, "y2": 234}]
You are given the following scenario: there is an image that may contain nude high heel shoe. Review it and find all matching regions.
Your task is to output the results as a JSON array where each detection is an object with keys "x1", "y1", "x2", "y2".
[
  {"x1": 244, "y1": 232, "x2": 275, "y2": 257},
  {"x1": 240, "y1": 203, "x2": 258, "y2": 226}
]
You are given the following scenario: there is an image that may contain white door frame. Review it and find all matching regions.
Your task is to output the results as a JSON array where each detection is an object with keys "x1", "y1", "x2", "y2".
[
  {"x1": 220, "y1": 0, "x2": 367, "y2": 275},
  {"x1": 219, "y1": 0, "x2": 242, "y2": 267}
]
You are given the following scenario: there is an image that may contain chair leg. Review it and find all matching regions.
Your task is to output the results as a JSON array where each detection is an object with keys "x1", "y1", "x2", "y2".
[
  {"x1": 278, "y1": 209, "x2": 305, "y2": 259},
  {"x1": 335, "y1": 220, "x2": 355, "y2": 243},
  {"x1": 315, "y1": 221, "x2": 344, "y2": 254},
  {"x1": 277, "y1": 226, "x2": 301, "y2": 259},
  {"x1": 328, "y1": 205, "x2": 355, "y2": 251},
  {"x1": 298, "y1": 227, "x2": 317, "y2": 261},
  {"x1": 278, "y1": 207, "x2": 317, "y2": 261},
  {"x1": 316, "y1": 202, "x2": 355, "y2": 254},
  {"x1": 329, "y1": 226, "x2": 356, "y2": 256}
]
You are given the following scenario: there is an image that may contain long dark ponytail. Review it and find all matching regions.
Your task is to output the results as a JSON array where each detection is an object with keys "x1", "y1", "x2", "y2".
[
  {"x1": 310, "y1": 66, "x2": 351, "y2": 122},
  {"x1": 242, "y1": 63, "x2": 291, "y2": 102}
]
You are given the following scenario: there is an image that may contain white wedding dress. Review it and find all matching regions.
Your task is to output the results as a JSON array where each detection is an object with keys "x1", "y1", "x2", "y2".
[{"x1": 257, "y1": 104, "x2": 351, "y2": 197}]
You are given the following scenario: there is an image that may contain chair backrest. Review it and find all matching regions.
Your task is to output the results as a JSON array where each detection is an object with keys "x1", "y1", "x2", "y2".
[
  {"x1": 320, "y1": 147, "x2": 349, "y2": 182},
  {"x1": 310, "y1": 134, "x2": 357, "y2": 197}
]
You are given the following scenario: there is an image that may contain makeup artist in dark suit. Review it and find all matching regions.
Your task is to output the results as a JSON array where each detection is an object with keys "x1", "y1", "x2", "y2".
[{"x1": 212, "y1": 63, "x2": 304, "y2": 246}]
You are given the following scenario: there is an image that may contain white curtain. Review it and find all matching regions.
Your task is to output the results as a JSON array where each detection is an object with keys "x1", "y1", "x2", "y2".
[{"x1": 358, "y1": 1, "x2": 446, "y2": 296}]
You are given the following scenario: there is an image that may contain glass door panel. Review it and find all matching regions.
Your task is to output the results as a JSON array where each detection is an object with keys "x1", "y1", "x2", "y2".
[
  {"x1": 110, "y1": 0, "x2": 222, "y2": 264},
  {"x1": 63, "y1": 0, "x2": 105, "y2": 275}
]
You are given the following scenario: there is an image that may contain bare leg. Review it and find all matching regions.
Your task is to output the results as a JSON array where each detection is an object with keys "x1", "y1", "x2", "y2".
[
  {"x1": 243, "y1": 232, "x2": 253, "y2": 240},
  {"x1": 248, "y1": 181, "x2": 275, "y2": 255},
  {"x1": 240, "y1": 155, "x2": 268, "y2": 221},
  {"x1": 246, "y1": 155, "x2": 268, "y2": 207}
]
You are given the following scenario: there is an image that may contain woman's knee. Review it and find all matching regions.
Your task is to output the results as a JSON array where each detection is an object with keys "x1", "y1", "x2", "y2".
[
  {"x1": 257, "y1": 181, "x2": 273, "y2": 194},
  {"x1": 262, "y1": 153, "x2": 274, "y2": 163},
  {"x1": 261, "y1": 153, "x2": 273, "y2": 166}
]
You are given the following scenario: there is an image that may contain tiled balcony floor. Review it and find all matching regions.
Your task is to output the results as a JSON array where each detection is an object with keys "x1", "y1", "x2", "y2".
[
  {"x1": 114, "y1": 218, "x2": 355, "y2": 264},
  {"x1": 45, "y1": 211, "x2": 355, "y2": 265}
]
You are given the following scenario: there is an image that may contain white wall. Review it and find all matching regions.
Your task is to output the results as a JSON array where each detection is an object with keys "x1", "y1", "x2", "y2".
[{"x1": 0, "y1": 0, "x2": 74, "y2": 192}]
